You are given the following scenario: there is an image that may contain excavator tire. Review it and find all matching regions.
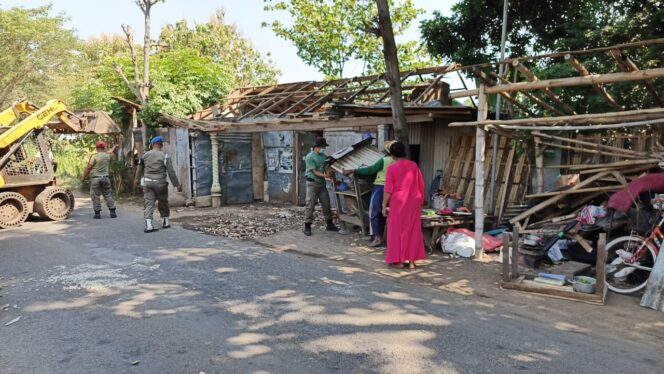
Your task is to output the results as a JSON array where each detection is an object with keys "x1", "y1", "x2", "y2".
[
  {"x1": 0, "y1": 191, "x2": 29, "y2": 229},
  {"x1": 35, "y1": 187, "x2": 74, "y2": 221}
]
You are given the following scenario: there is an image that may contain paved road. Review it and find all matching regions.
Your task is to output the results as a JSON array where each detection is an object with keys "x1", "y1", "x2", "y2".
[{"x1": 1, "y1": 202, "x2": 662, "y2": 373}]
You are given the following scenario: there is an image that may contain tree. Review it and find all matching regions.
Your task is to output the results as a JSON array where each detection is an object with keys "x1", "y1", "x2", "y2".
[
  {"x1": 420, "y1": 0, "x2": 664, "y2": 112},
  {"x1": 72, "y1": 9, "x2": 277, "y2": 123},
  {"x1": 263, "y1": 0, "x2": 434, "y2": 78},
  {"x1": 0, "y1": 6, "x2": 80, "y2": 107},
  {"x1": 111, "y1": 0, "x2": 164, "y2": 148},
  {"x1": 375, "y1": 0, "x2": 408, "y2": 148},
  {"x1": 159, "y1": 9, "x2": 278, "y2": 88}
]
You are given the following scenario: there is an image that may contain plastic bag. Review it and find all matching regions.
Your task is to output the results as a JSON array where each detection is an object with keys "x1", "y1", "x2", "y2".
[
  {"x1": 446, "y1": 228, "x2": 503, "y2": 252},
  {"x1": 441, "y1": 232, "x2": 475, "y2": 258}
]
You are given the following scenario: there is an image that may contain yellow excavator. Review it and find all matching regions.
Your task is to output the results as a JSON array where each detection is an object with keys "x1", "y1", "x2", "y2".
[{"x1": 0, "y1": 99, "x2": 118, "y2": 228}]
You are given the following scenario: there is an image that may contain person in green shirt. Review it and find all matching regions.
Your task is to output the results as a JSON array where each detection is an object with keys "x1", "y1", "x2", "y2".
[
  {"x1": 81, "y1": 140, "x2": 119, "y2": 219},
  {"x1": 304, "y1": 137, "x2": 340, "y2": 236},
  {"x1": 344, "y1": 140, "x2": 395, "y2": 247}
]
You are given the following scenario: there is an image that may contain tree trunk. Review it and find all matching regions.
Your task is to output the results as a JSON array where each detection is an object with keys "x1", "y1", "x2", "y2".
[
  {"x1": 375, "y1": 0, "x2": 409, "y2": 152},
  {"x1": 142, "y1": 4, "x2": 151, "y2": 103},
  {"x1": 140, "y1": 2, "x2": 152, "y2": 150}
]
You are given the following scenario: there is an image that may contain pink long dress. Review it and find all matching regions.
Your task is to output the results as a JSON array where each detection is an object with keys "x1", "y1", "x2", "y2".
[{"x1": 384, "y1": 159, "x2": 426, "y2": 264}]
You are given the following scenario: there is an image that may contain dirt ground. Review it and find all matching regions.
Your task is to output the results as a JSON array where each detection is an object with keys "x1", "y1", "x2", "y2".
[{"x1": 117, "y1": 199, "x2": 664, "y2": 344}]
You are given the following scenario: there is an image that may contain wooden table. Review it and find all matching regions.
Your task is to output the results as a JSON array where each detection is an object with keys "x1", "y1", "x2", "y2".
[{"x1": 421, "y1": 214, "x2": 468, "y2": 252}]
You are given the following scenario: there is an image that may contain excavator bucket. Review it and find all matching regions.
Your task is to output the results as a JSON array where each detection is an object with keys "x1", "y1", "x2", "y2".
[{"x1": 47, "y1": 110, "x2": 120, "y2": 134}]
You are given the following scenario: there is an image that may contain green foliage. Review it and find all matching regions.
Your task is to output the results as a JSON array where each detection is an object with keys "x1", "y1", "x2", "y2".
[
  {"x1": 0, "y1": 5, "x2": 81, "y2": 107},
  {"x1": 72, "y1": 9, "x2": 279, "y2": 125},
  {"x1": 159, "y1": 9, "x2": 279, "y2": 87},
  {"x1": 420, "y1": 0, "x2": 664, "y2": 113},
  {"x1": 263, "y1": 0, "x2": 437, "y2": 78}
]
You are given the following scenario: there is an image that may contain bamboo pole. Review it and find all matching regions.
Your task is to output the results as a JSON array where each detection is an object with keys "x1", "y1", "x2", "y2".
[
  {"x1": 610, "y1": 49, "x2": 664, "y2": 106},
  {"x1": 485, "y1": 67, "x2": 664, "y2": 95},
  {"x1": 513, "y1": 62, "x2": 577, "y2": 114},
  {"x1": 509, "y1": 171, "x2": 611, "y2": 224},
  {"x1": 449, "y1": 107, "x2": 664, "y2": 127},
  {"x1": 474, "y1": 84, "x2": 488, "y2": 260},
  {"x1": 535, "y1": 139, "x2": 645, "y2": 159},
  {"x1": 563, "y1": 159, "x2": 659, "y2": 171},
  {"x1": 535, "y1": 138, "x2": 544, "y2": 193},
  {"x1": 531, "y1": 131, "x2": 648, "y2": 157},
  {"x1": 565, "y1": 54, "x2": 622, "y2": 111},
  {"x1": 525, "y1": 185, "x2": 622, "y2": 199}
]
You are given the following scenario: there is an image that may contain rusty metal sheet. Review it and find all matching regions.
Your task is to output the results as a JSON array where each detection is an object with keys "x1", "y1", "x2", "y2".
[{"x1": 326, "y1": 137, "x2": 383, "y2": 173}]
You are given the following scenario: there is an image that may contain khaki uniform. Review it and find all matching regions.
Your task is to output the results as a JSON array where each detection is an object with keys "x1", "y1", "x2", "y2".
[
  {"x1": 304, "y1": 151, "x2": 332, "y2": 224},
  {"x1": 136, "y1": 149, "x2": 179, "y2": 220},
  {"x1": 88, "y1": 152, "x2": 115, "y2": 212}
]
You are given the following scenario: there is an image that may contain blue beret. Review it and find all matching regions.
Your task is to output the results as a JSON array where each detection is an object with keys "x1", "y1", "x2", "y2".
[{"x1": 150, "y1": 136, "x2": 163, "y2": 145}]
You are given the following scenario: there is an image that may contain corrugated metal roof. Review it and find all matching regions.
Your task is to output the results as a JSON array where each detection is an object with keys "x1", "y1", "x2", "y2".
[{"x1": 326, "y1": 137, "x2": 384, "y2": 173}]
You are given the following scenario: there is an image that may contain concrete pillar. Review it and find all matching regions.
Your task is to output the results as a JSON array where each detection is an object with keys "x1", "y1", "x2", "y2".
[{"x1": 211, "y1": 135, "x2": 222, "y2": 207}]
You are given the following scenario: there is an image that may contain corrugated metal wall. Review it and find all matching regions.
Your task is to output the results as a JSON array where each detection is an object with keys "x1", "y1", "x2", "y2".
[
  {"x1": 192, "y1": 132, "x2": 253, "y2": 204},
  {"x1": 263, "y1": 131, "x2": 295, "y2": 202},
  {"x1": 410, "y1": 120, "x2": 473, "y2": 200}
]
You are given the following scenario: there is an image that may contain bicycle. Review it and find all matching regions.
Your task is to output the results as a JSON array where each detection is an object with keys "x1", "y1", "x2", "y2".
[{"x1": 605, "y1": 212, "x2": 661, "y2": 294}]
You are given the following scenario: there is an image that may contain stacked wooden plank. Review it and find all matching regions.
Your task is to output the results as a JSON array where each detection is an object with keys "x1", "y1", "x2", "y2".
[
  {"x1": 439, "y1": 134, "x2": 530, "y2": 221},
  {"x1": 509, "y1": 130, "x2": 663, "y2": 231}
]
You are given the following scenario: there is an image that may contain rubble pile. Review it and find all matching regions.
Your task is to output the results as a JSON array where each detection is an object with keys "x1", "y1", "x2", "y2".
[{"x1": 177, "y1": 207, "x2": 326, "y2": 240}]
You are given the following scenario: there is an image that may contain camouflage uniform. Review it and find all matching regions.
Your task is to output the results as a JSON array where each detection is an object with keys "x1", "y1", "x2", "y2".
[
  {"x1": 136, "y1": 149, "x2": 179, "y2": 221},
  {"x1": 89, "y1": 152, "x2": 115, "y2": 212}
]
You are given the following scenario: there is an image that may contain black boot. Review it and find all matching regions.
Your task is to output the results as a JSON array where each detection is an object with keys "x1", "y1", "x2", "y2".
[
  {"x1": 304, "y1": 223, "x2": 312, "y2": 236},
  {"x1": 93, "y1": 211, "x2": 101, "y2": 219},
  {"x1": 110, "y1": 208, "x2": 117, "y2": 218},
  {"x1": 326, "y1": 219, "x2": 340, "y2": 232}
]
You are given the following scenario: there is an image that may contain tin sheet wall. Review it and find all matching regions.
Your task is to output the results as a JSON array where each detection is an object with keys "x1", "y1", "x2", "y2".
[
  {"x1": 263, "y1": 131, "x2": 295, "y2": 202},
  {"x1": 192, "y1": 131, "x2": 253, "y2": 204}
]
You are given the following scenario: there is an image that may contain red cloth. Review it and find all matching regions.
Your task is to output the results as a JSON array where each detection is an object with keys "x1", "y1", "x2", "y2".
[
  {"x1": 384, "y1": 159, "x2": 426, "y2": 264},
  {"x1": 446, "y1": 228, "x2": 503, "y2": 252},
  {"x1": 607, "y1": 173, "x2": 664, "y2": 213}
]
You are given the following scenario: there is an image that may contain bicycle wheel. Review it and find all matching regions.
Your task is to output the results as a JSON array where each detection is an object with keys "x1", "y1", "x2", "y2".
[{"x1": 605, "y1": 234, "x2": 657, "y2": 294}]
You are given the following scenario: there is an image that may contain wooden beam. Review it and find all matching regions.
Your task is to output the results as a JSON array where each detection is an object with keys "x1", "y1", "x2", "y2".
[
  {"x1": 159, "y1": 114, "x2": 433, "y2": 134},
  {"x1": 377, "y1": 70, "x2": 416, "y2": 102},
  {"x1": 294, "y1": 78, "x2": 353, "y2": 116},
  {"x1": 610, "y1": 49, "x2": 664, "y2": 106},
  {"x1": 501, "y1": 38, "x2": 664, "y2": 64},
  {"x1": 449, "y1": 107, "x2": 664, "y2": 127},
  {"x1": 512, "y1": 62, "x2": 577, "y2": 114},
  {"x1": 534, "y1": 139, "x2": 645, "y2": 159},
  {"x1": 565, "y1": 54, "x2": 622, "y2": 111},
  {"x1": 492, "y1": 66, "x2": 664, "y2": 95},
  {"x1": 489, "y1": 72, "x2": 566, "y2": 115},
  {"x1": 509, "y1": 171, "x2": 611, "y2": 224},
  {"x1": 531, "y1": 131, "x2": 648, "y2": 157},
  {"x1": 238, "y1": 82, "x2": 313, "y2": 119},
  {"x1": 277, "y1": 80, "x2": 335, "y2": 117},
  {"x1": 525, "y1": 185, "x2": 622, "y2": 199},
  {"x1": 475, "y1": 70, "x2": 535, "y2": 116}
]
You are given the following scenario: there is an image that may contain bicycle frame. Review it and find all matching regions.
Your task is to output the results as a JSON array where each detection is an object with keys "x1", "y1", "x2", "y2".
[{"x1": 626, "y1": 215, "x2": 663, "y2": 269}]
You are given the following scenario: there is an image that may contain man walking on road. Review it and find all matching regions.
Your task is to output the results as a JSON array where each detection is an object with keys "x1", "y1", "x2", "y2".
[
  {"x1": 81, "y1": 141, "x2": 118, "y2": 219},
  {"x1": 304, "y1": 137, "x2": 339, "y2": 236},
  {"x1": 134, "y1": 136, "x2": 181, "y2": 233}
]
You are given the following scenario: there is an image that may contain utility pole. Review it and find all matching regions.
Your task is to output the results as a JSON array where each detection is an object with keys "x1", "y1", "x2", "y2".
[
  {"x1": 489, "y1": 0, "x2": 509, "y2": 214},
  {"x1": 375, "y1": 0, "x2": 409, "y2": 151}
]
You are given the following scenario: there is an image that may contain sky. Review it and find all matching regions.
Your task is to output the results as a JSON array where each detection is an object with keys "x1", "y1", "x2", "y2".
[{"x1": 1, "y1": 0, "x2": 458, "y2": 84}]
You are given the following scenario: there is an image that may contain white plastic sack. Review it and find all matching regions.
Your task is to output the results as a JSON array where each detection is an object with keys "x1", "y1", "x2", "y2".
[{"x1": 441, "y1": 232, "x2": 475, "y2": 258}]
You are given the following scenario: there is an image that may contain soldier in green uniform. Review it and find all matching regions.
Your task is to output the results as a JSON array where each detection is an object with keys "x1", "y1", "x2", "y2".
[
  {"x1": 81, "y1": 141, "x2": 118, "y2": 219},
  {"x1": 303, "y1": 137, "x2": 339, "y2": 236},
  {"x1": 134, "y1": 136, "x2": 180, "y2": 233}
]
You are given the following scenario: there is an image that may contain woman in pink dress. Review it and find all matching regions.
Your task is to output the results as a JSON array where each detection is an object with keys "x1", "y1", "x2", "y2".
[{"x1": 382, "y1": 141, "x2": 426, "y2": 269}]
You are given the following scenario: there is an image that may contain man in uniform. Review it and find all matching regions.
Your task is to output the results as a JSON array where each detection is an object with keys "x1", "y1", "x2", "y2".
[
  {"x1": 134, "y1": 136, "x2": 181, "y2": 233},
  {"x1": 304, "y1": 137, "x2": 339, "y2": 236},
  {"x1": 81, "y1": 141, "x2": 118, "y2": 219}
]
